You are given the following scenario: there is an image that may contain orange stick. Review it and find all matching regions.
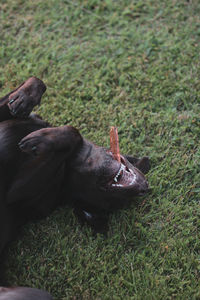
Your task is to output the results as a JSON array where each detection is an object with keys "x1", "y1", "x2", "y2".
[{"x1": 110, "y1": 126, "x2": 121, "y2": 162}]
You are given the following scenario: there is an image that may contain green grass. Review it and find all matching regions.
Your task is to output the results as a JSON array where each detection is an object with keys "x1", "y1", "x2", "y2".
[{"x1": 0, "y1": 0, "x2": 200, "y2": 299}]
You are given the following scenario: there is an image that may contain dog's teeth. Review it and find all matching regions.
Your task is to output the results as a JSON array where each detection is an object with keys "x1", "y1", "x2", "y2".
[
  {"x1": 129, "y1": 173, "x2": 136, "y2": 185},
  {"x1": 112, "y1": 164, "x2": 137, "y2": 187},
  {"x1": 114, "y1": 164, "x2": 124, "y2": 182}
]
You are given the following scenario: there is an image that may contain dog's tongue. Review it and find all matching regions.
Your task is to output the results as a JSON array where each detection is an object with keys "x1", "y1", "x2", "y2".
[{"x1": 110, "y1": 126, "x2": 121, "y2": 162}]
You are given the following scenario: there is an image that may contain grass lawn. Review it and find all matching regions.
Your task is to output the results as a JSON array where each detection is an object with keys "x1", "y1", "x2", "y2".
[{"x1": 0, "y1": 0, "x2": 200, "y2": 299}]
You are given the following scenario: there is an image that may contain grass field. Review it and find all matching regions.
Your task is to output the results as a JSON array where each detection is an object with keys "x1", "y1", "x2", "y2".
[{"x1": 0, "y1": 0, "x2": 200, "y2": 299}]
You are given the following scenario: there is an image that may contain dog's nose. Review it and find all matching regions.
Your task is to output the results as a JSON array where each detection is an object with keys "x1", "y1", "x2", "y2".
[{"x1": 139, "y1": 180, "x2": 149, "y2": 194}]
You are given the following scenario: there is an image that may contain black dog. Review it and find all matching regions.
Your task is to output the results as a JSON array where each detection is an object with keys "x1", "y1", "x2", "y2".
[{"x1": 0, "y1": 77, "x2": 150, "y2": 299}]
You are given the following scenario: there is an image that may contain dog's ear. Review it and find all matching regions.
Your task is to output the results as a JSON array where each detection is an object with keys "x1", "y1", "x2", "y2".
[
  {"x1": 135, "y1": 157, "x2": 150, "y2": 174},
  {"x1": 125, "y1": 155, "x2": 150, "y2": 174}
]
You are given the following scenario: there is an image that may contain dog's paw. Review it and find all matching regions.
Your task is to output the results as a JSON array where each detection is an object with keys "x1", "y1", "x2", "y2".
[
  {"x1": 7, "y1": 77, "x2": 46, "y2": 118},
  {"x1": 18, "y1": 136, "x2": 52, "y2": 156},
  {"x1": 8, "y1": 90, "x2": 37, "y2": 118}
]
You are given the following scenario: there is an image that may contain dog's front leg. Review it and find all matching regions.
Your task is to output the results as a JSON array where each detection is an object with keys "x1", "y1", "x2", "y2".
[{"x1": 0, "y1": 77, "x2": 46, "y2": 121}]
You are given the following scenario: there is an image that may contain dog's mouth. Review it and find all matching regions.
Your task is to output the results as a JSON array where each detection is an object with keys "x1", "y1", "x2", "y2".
[
  {"x1": 107, "y1": 127, "x2": 148, "y2": 192},
  {"x1": 109, "y1": 160, "x2": 137, "y2": 188},
  {"x1": 104, "y1": 154, "x2": 149, "y2": 194}
]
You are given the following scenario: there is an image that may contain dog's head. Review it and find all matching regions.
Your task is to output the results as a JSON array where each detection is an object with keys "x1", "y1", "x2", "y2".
[{"x1": 69, "y1": 139, "x2": 149, "y2": 211}]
